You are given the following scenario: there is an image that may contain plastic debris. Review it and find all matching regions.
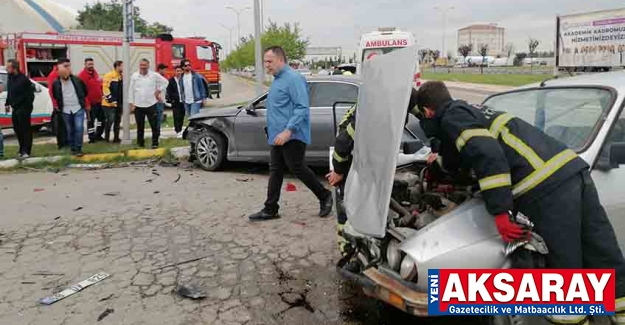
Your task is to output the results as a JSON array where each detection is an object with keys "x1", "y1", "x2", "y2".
[
  {"x1": 286, "y1": 183, "x2": 297, "y2": 192},
  {"x1": 34, "y1": 188, "x2": 45, "y2": 192},
  {"x1": 236, "y1": 177, "x2": 252, "y2": 182},
  {"x1": 174, "y1": 284, "x2": 206, "y2": 299},
  {"x1": 153, "y1": 255, "x2": 211, "y2": 271},
  {"x1": 103, "y1": 192, "x2": 120, "y2": 197},
  {"x1": 97, "y1": 308, "x2": 114, "y2": 321},
  {"x1": 174, "y1": 174, "x2": 181, "y2": 183},
  {"x1": 99, "y1": 294, "x2": 114, "y2": 302},
  {"x1": 39, "y1": 272, "x2": 110, "y2": 305},
  {"x1": 74, "y1": 207, "x2": 83, "y2": 212}
]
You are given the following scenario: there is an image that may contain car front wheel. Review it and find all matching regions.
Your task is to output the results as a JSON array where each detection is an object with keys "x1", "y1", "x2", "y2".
[{"x1": 195, "y1": 130, "x2": 226, "y2": 171}]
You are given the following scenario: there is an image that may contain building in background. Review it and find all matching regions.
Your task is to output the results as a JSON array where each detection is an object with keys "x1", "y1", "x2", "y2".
[
  {"x1": 0, "y1": 0, "x2": 77, "y2": 34},
  {"x1": 457, "y1": 24, "x2": 505, "y2": 56},
  {"x1": 304, "y1": 46, "x2": 343, "y2": 63}
]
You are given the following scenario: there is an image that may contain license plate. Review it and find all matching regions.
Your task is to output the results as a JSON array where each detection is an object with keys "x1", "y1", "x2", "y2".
[{"x1": 39, "y1": 272, "x2": 110, "y2": 305}]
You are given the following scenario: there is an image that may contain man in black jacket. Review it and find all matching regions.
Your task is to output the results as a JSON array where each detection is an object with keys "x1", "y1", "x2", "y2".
[
  {"x1": 51, "y1": 58, "x2": 90, "y2": 157},
  {"x1": 416, "y1": 81, "x2": 625, "y2": 325},
  {"x1": 166, "y1": 65, "x2": 185, "y2": 136},
  {"x1": 5, "y1": 59, "x2": 35, "y2": 158}
]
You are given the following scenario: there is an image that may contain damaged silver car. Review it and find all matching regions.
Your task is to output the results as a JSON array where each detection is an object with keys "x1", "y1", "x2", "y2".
[{"x1": 336, "y1": 48, "x2": 625, "y2": 325}]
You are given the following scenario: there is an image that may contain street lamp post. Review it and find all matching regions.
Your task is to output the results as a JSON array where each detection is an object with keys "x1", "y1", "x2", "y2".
[
  {"x1": 122, "y1": 0, "x2": 134, "y2": 144},
  {"x1": 253, "y1": 0, "x2": 264, "y2": 96},
  {"x1": 225, "y1": 5, "x2": 251, "y2": 46},
  {"x1": 434, "y1": 5, "x2": 454, "y2": 60},
  {"x1": 220, "y1": 24, "x2": 235, "y2": 56}
]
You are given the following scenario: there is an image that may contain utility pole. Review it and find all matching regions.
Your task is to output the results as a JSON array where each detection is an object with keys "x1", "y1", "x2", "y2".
[
  {"x1": 260, "y1": 0, "x2": 264, "y2": 33},
  {"x1": 220, "y1": 24, "x2": 234, "y2": 56},
  {"x1": 122, "y1": 0, "x2": 133, "y2": 144},
  {"x1": 253, "y1": 0, "x2": 264, "y2": 96},
  {"x1": 225, "y1": 5, "x2": 251, "y2": 46},
  {"x1": 434, "y1": 5, "x2": 454, "y2": 61}
]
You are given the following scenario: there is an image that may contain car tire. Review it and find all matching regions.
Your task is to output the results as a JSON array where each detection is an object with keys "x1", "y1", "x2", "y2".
[{"x1": 194, "y1": 130, "x2": 226, "y2": 171}]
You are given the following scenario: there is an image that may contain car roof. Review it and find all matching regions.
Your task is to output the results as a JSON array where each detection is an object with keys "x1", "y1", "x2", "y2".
[
  {"x1": 306, "y1": 75, "x2": 363, "y2": 85},
  {"x1": 519, "y1": 70, "x2": 625, "y2": 93}
]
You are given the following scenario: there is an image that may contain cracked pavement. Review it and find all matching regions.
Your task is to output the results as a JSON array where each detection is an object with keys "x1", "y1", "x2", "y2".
[{"x1": 2, "y1": 166, "x2": 451, "y2": 325}]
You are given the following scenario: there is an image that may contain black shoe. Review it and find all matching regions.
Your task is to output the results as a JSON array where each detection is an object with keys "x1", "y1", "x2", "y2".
[
  {"x1": 248, "y1": 210, "x2": 280, "y2": 222},
  {"x1": 76, "y1": 151, "x2": 84, "y2": 158},
  {"x1": 88, "y1": 139, "x2": 96, "y2": 144},
  {"x1": 152, "y1": 144, "x2": 159, "y2": 149},
  {"x1": 319, "y1": 194, "x2": 333, "y2": 218},
  {"x1": 113, "y1": 139, "x2": 122, "y2": 144}
]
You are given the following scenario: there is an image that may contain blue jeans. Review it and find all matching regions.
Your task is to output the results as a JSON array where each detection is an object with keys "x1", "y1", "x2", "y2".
[
  {"x1": 62, "y1": 109, "x2": 86, "y2": 153},
  {"x1": 156, "y1": 102, "x2": 164, "y2": 130},
  {"x1": 184, "y1": 102, "x2": 202, "y2": 118}
]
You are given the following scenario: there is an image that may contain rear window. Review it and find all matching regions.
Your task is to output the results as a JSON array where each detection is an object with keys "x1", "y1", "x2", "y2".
[
  {"x1": 483, "y1": 87, "x2": 614, "y2": 151},
  {"x1": 310, "y1": 82, "x2": 359, "y2": 108}
]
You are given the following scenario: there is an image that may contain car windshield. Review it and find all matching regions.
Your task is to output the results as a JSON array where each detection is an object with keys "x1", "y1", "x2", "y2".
[{"x1": 482, "y1": 87, "x2": 614, "y2": 151}]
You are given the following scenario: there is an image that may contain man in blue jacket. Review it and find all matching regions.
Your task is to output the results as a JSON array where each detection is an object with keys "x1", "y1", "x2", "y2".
[
  {"x1": 248, "y1": 46, "x2": 333, "y2": 221},
  {"x1": 179, "y1": 59, "x2": 208, "y2": 117}
]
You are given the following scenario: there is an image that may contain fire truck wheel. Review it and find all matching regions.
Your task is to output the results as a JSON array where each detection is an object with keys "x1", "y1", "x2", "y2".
[{"x1": 194, "y1": 130, "x2": 226, "y2": 171}]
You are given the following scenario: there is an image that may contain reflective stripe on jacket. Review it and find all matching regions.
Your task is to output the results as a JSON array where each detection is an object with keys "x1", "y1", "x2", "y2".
[
  {"x1": 332, "y1": 103, "x2": 357, "y2": 175},
  {"x1": 434, "y1": 100, "x2": 588, "y2": 215}
]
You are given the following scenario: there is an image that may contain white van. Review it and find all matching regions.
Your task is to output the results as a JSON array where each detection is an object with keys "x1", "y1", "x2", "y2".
[
  {"x1": 357, "y1": 28, "x2": 422, "y2": 87},
  {"x1": 0, "y1": 67, "x2": 53, "y2": 131}
]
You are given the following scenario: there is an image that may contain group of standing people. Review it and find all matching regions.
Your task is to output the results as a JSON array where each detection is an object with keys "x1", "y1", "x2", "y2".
[{"x1": 0, "y1": 56, "x2": 210, "y2": 158}]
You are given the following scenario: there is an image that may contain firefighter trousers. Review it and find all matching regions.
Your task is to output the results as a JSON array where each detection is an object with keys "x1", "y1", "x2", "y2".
[
  {"x1": 335, "y1": 181, "x2": 350, "y2": 256},
  {"x1": 519, "y1": 170, "x2": 625, "y2": 324}
]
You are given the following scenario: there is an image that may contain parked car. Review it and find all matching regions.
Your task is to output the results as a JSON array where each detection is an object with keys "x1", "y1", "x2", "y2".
[
  {"x1": 297, "y1": 68, "x2": 312, "y2": 77},
  {"x1": 185, "y1": 75, "x2": 427, "y2": 171},
  {"x1": 0, "y1": 67, "x2": 53, "y2": 131},
  {"x1": 338, "y1": 70, "x2": 625, "y2": 325}
]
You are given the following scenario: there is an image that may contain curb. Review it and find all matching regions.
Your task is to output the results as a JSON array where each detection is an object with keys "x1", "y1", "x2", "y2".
[{"x1": 0, "y1": 146, "x2": 191, "y2": 170}]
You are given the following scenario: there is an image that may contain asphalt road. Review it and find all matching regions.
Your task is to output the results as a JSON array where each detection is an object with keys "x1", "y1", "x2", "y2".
[{"x1": 0, "y1": 163, "x2": 489, "y2": 325}]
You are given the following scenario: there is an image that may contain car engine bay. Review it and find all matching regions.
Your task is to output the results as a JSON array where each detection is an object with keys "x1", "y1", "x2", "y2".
[{"x1": 340, "y1": 161, "x2": 480, "y2": 286}]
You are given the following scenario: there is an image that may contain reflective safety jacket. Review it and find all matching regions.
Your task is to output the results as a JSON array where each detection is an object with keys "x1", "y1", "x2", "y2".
[
  {"x1": 429, "y1": 100, "x2": 589, "y2": 215},
  {"x1": 332, "y1": 104, "x2": 358, "y2": 176}
]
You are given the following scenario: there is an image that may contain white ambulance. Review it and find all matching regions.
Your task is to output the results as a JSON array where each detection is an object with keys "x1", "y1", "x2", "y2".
[{"x1": 356, "y1": 27, "x2": 421, "y2": 87}]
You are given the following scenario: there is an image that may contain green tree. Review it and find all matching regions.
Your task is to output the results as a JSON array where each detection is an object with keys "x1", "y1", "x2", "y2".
[
  {"x1": 222, "y1": 21, "x2": 309, "y2": 70},
  {"x1": 77, "y1": 0, "x2": 173, "y2": 37}
]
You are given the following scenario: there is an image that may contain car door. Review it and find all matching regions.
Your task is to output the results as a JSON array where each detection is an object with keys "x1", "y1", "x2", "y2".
[
  {"x1": 308, "y1": 81, "x2": 359, "y2": 160},
  {"x1": 233, "y1": 94, "x2": 270, "y2": 161},
  {"x1": 590, "y1": 101, "x2": 625, "y2": 253}
]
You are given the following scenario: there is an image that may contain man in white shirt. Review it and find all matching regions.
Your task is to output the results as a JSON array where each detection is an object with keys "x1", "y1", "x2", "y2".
[{"x1": 128, "y1": 58, "x2": 168, "y2": 149}]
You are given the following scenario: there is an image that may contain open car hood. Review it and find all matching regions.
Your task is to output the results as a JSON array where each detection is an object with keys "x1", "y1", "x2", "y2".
[{"x1": 344, "y1": 46, "x2": 418, "y2": 238}]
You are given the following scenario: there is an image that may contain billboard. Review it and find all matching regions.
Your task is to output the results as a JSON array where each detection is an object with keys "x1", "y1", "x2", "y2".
[{"x1": 558, "y1": 8, "x2": 625, "y2": 67}]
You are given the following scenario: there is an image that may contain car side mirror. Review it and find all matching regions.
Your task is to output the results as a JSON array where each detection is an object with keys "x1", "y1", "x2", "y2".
[
  {"x1": 245, "y1": 105, "x2": 257, "y2": 115},
  {"x1": 596, "y1": 142, "x2": 625, "y2": 171}
]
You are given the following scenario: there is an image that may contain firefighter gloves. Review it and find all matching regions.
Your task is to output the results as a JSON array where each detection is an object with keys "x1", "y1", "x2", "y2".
[{"x1": 495, "y1": 212, "x2": 527, "y2": 243}]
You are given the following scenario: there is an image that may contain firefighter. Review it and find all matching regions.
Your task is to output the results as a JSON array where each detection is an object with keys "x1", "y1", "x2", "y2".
[
  {"x1": 416, "y1": 81, "x2": 625, "y2": 325},
  {"x1": 327, "y1": 87, "x2": 419, "y2": 256}
]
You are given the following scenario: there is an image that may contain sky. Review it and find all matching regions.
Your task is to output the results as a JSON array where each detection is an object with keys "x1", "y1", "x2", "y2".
[{"x1": 58, "y1": 0, "x2": 624, "y2": 57}]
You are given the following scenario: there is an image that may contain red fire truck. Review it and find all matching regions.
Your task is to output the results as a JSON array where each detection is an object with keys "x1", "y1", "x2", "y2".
[{"x1": 2, "y1": 30, "x2": 222, "y2": 96}]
